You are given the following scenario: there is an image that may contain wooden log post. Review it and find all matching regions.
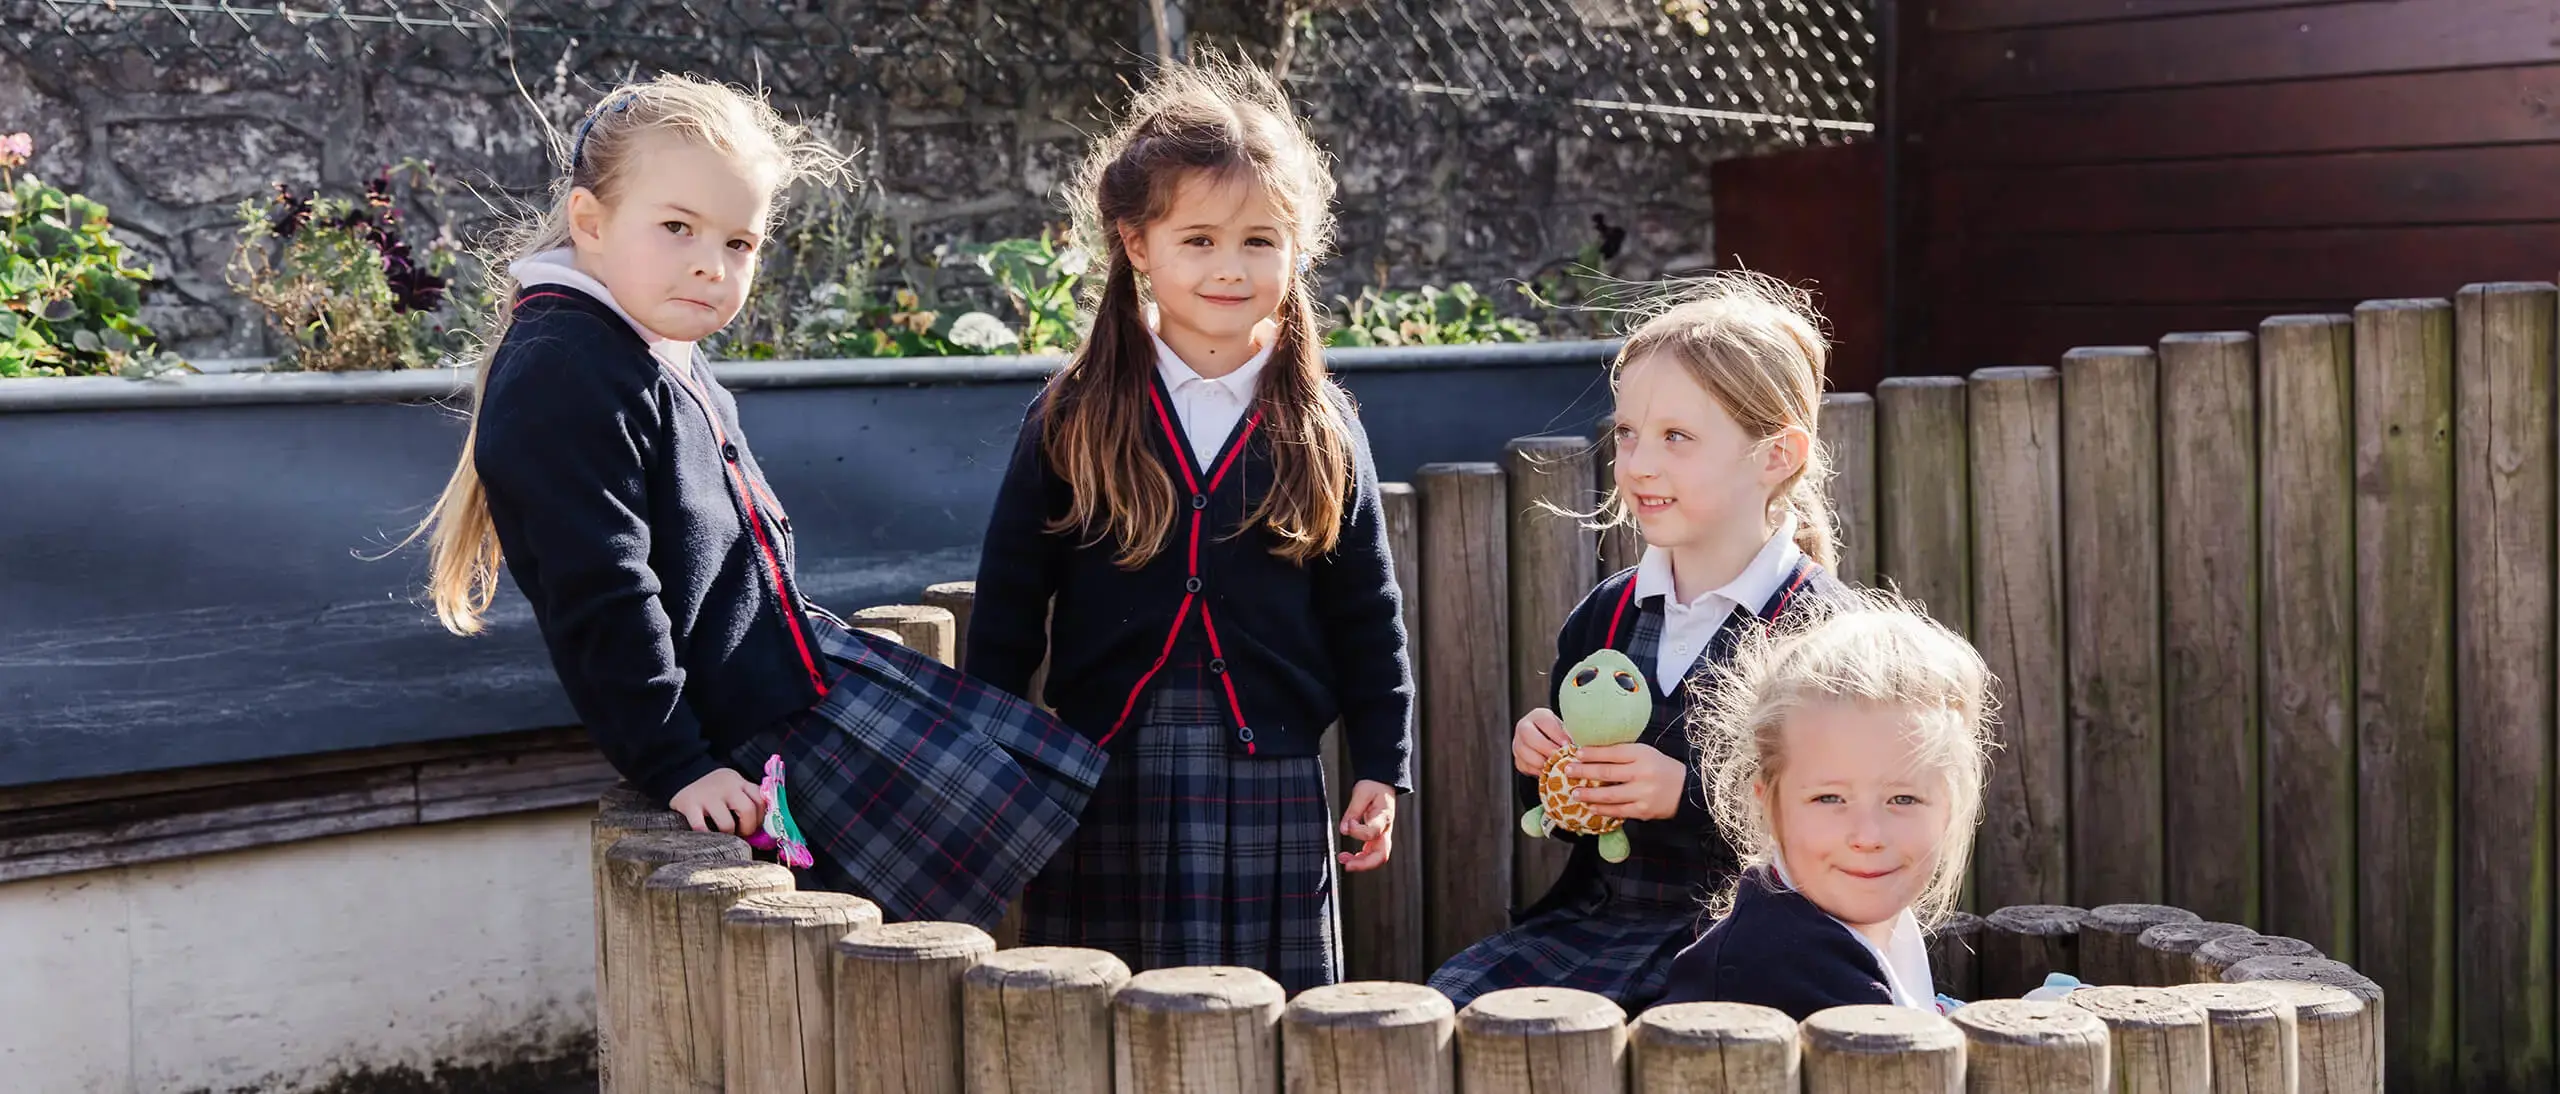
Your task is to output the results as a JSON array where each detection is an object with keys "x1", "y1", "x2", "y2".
[
  {"x1": 1595, "y1": 415, "x2": 1643, "y2": 580},
  {"x1": 2250, "y1": 980, "x2": 2378, "y2": 1094},
  {"x1": 2194, "y1": 934, "x2": 2323, "y2": 984},
  {"x1": 722, "y1": 892, "x2": 884, "y2": 1094},
  {"x1": 1820, "y1": 391, "x2": 1877, "y2": 585},
  {"x1": 920, "y1": 581, "x2": 975, "y2": 671},
  {"x1": 2080, "y1": 904, "x2": 2200, "y2": 987},
  {"x1": 1455, "y1": 987, "x2": 1628, "y2": 1094},
  {"x1": 1877, "y1": 376, "x2": 1973, "y2": 635},
  {"x1": 850, "y1": 604, "x2": 957, "y2": 665},
  {"x1": 960, "y1": 947, "x2": 1128, "y2": 1094},
  {"x1": 2165, "y1": 983, "x2": 2298, "y2": 1094},
  {"x1": 1504, "y1": 436, "x2": 1597, "y2": 909},
  {"x1": 604, "y1": 831, "x2": 752, "y2": 1093},
  {"x1": 834, "y1": 922, "x2": 995, "y2": 1094},
  {"x1": 1969, "y1": 366, "x2": 2067, "y2": 908},
  {"x1": 1111, "y1": 966, "x2": 1285, "y2": 1094},
  {"x1": 2136, "y1": 922, "x2": 2255, "y2": 987},
  {"x1": 2257, "y1": 314, "x2": 2357, "y2": 960},
  {"x1": 1982, "y1": 904, "x2": 2085, "y2": 1000},
  {"x1": 1926, "y1": 910, "x2": 1984, "y2": 1001},
  {"x1": 1628, "y1": 1004, "x2": 1792, "y2": 1091},
  {"x1": 1951, "y1": 999, "x2": 2109, "y2": 1093},
  {"x1": 594, "y1": 804, "x2": 688, "y2": 1091},
  {"x1": 1415, "y1": 462, "x2": 1510, "y2": 966},
  {"x1": 2221, "y1": 955, "x2": 2387, "y2": 1093},
  {"x1": 643, "y1": 860, "x2": 798, "y2": 1094},
  {"x1": 2452, "y1": 281, "x2": 2557, "y2": 1093},
  {"x1": 2353, "y1": 297, "x2": 2456, "y2": 1093},
  {"x1": 1340, "y1": 482, "x2": 1428, "y2": 983},
  {"x1": 1629, "y1": 1002, "x2": 1797, "y2": 1093},
  {"x1": 2060, "y1": 346, "x2": 2166, "y2": 908},
  {"x1": 1281, "y1": 981, "x2": 1457, "y2": 1094},
  {"x1": 2158, "y1": 332, "x2": 2261, "y2": 926},
  {"x1": 1799, "y1": 1005, "x2": 1963, "y2": 1094},
  {"x1": 2067, "y1": 985, "x2": 2211, "y2": 1094}
]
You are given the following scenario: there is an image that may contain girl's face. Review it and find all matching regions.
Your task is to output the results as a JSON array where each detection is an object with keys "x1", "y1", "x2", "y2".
[
  {"x1": 1757, "y1": 700, "x2": 1952, "y2": 937},
  {"x1": 1123, "y1": 170, "x2": 1294, "y2": 354},
  {"x1": 570, "y1": 129, "x2": 776, "y2": 343},
  {"x1": 1612, "y1": 352, "x2": 1798, "y2": 550}
]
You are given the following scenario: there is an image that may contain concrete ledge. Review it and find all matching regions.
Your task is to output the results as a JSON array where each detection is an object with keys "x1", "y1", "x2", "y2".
[
  {"x1": 0, "y1": 728, "x2": 616, "y2": 884},
  {"x1": 0, "y1": 340, "x2": 1621, "y2": 413}
]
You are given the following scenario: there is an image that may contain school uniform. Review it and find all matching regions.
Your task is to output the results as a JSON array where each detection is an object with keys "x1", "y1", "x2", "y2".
[
  {"x1": 477, "y1": 254, "x2": 1104, "y2": 929},
  {"x1": 969, "y1": 333, "x2": 1414, "y2": 995},
  {"x1": 1426, "y1": 523, "x2": 1841, "y2": 1011},
  {"x1": 1657, "y1": 862, "x2": 1937, "y2": 1020}
]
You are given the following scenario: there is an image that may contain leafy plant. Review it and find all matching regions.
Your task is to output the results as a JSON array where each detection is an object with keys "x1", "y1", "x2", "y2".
[
  {"x1": 952, "y1": 228, "x2": 1087, "y2": 355},
  {"x1": 790, "y1": 282, "x2": 1016, "y2": 358},
  {"x1": 1325, "y1": 281, "x2": 1540, "y2": 348},
  {"x1": 0, "y1": 132, "x2": 186, "y2": 378},
  {"x1": 228, "y1": 162, "x2": 476, "y2": 372}
]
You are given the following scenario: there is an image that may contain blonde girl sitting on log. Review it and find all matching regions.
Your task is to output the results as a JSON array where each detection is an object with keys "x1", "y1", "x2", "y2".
[{"x1": 1659, "y1": 589, "x2": 1996, "y2": 1019}]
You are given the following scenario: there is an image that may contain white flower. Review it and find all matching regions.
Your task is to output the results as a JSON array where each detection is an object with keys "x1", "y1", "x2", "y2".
[
  {"x1": 947, "y1": 311, "x2": 1017, "y2": 352},
  {"x1": 1054, "y1": 248, "x2": 1089, "y2": 278}
]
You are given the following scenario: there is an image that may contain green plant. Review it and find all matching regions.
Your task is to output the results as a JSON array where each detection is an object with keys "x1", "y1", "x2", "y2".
[
  {"x1": 790, "y1": 282, "x2": 1016, "y2": 358},
  {"x1": 1325, "y1": 281, "x2": 1540, "y2": 347},
  {"x1": 953, "y1": 228, "x2": 1087, "y2": 354},
  {"x1": 228, "y1": 162, "x2": 475, "y2": 372},
  {"x1": 0, "y1": 132, "x2": 186, "y2": 378}
]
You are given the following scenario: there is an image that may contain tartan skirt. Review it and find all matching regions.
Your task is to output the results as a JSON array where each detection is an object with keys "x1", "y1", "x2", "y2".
[
  {"x1": 1017, "y1": 675, "x2": 1342, "y2": 996},
  {"x1": 1426, "y1": 857, "x2": 1705, "y2": 1012},
  {"x1": 722, "y1": 613, "x2": 1107, "y2": 931}
]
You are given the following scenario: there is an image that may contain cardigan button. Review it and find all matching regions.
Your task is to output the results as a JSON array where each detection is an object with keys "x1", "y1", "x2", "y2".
[
  {"x1": 1185, "y1": 576, "x2": 1202, "y2": 593},
  {"x1": 721, "y1": 442, "x2": 740, "y2": 462},
  {"x1": 1192, "y1": 493, "x2": 1208, "y2": 510},
  {"x1": 1235, "y1": 726, "x2": 1254, "y2": 744},
  {"x1": 1208, "y1": 658, "x2": 1226, "y2": 674}
]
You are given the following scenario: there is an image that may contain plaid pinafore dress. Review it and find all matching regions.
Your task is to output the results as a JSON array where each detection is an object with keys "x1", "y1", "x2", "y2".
[{"x1": 1427, "y1": 559, "x2": 1833, "y2": 1011}]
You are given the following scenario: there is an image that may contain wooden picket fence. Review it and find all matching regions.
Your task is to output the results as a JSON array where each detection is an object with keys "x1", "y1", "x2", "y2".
[{"x1": 592, "y1": 796, "x2": 2387, "y2": 1092}]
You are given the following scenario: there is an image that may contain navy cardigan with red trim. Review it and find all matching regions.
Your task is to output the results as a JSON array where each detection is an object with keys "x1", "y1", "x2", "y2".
[
  {"x1": 476, "y1": 287, "x2": 827, "y2": 804},
  {"x1": 967, "y1": 376, "x2": 1416, "y2": 792}
]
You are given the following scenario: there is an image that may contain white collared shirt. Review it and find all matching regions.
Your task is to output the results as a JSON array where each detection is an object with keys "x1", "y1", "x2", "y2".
[
  {"x1": 1774, "y1": 855, "x2": 1937, "y2": 1011},
  {"x1": 509, "y1": 248, "x2": 699, "y2": 376},
  {"x1": 1150, "y1": 326, "x2": 1271, "y2": 469},
  {"x1": 1629, "y1": 512, "x2": 1803, "y2": 694}
]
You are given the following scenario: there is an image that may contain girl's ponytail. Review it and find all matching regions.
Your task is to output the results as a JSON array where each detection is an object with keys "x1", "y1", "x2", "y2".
[{"x1": 1779, "y1": 437, "x2": 1837, "y2": 571}]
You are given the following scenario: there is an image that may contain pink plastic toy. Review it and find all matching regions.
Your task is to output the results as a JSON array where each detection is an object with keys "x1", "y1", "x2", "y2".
[{"x1": 742, "y1": 754, "x2": 814, "y2": 870}]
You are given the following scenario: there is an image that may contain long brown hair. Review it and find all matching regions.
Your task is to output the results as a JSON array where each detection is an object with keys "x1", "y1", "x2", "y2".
[
  {"x1": 1042, "y1": 57, "x2": 1352, "y2": 568},
  {"x1": 1599, "y1": 272, "x2": 1838, "y2": 569},
  {"x1": 411, "y1": 74, "x2": 846, "y2": 634}
]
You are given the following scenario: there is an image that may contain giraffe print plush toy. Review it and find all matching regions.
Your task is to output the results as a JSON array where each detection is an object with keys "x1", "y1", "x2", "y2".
[{"x1": 1522, "y1": 648, "x2": 1655, "y2": 863}]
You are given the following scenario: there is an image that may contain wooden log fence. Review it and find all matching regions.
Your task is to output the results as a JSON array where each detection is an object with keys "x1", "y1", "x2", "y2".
[
  {"x1": 596, "y1": 274, "x2": 2560, "y2": 1090},
  {"x1": 593, "y1": 798, "x2": 2392, "y2": 1093}
]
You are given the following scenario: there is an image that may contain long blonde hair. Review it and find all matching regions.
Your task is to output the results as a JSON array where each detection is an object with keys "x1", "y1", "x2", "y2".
[
  {"x1": 413, "y1": 74, "x2": 846, "y2": 635},
  {"x1": 1693, "y1": 588, "x2": 1997, "y2": 929},
  {"x1": 1601, "y1": 272, "x2": 1837, "y2": 568},
  {"x1": 1041, "y1": 55, "x2": 1352, "y2": 569}
]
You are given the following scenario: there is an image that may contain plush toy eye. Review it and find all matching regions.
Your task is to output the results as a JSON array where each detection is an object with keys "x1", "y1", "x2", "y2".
[
  {"x1": 1573, "y1": 667, "x2": 1599, "y2": 687},
  {"x1": 1613, "y1": 671, "x2": 1638, "y2": 692}
]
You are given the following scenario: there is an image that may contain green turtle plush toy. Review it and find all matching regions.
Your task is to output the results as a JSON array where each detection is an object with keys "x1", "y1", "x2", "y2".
[{"x1": 1522, "y1": 648, "x2": 1655, "y2": 863}]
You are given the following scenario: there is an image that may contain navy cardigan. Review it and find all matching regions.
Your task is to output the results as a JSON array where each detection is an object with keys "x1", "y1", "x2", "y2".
[
  {"x1": 966, "y1": 375, "x2": 1415, "y2": 791},
  {"x1": 476, "y1": 287, "x2": 827, "y2": 803},
  {"x1": 1657, "y1": 866, "x2": 1896, "y2": 1020}
]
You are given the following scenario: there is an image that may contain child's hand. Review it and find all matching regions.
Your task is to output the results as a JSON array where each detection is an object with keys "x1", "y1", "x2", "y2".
[
  {"x1": 1565, "y1": 742, "x2": 1686, "y2": 820},
  {"x1": 671, "y1": 767, "x2": 766, "y2": 839},
  {"x1": 1511, "y1": 708, "x2": 1573, "y2": 777},
  {"x1": 1337, "y1": 780, "x2": 1398, "y2": 872}
]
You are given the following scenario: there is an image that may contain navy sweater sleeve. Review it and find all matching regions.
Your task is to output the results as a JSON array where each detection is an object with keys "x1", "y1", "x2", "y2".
[
  {"x1": 966, "y1": 402, "x2": 1064, "y2": 700},
  {"x1": 1517, "y1": 579, "x2": 1611, "y2": 812},
  {"x1": 475, "y1": 334, "x2": 721, "y2": 803},
  {"x1": 1312, "y1": 401, "x2": 1416, "y2": 793},
  {"x1": 1657, "y1": 895, "x2": 1896, "y2": 1020}
]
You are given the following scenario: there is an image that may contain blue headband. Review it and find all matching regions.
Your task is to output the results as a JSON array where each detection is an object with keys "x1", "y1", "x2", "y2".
[{"x1": 571, "y1": 93, "x2": 638, "y2": 171}]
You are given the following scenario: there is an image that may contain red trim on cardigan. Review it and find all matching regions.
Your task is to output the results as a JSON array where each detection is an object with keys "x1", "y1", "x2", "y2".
[{"x1": 1107, "y1": 385, "x2": 1266, "y2": 747}]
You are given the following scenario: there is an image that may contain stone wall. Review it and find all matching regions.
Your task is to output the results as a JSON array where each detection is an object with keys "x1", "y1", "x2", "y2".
[{"x1": 0, "y1": 1, "x2": 1738, "y2": 360}]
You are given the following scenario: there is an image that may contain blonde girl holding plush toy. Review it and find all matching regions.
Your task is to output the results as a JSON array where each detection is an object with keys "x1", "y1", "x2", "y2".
[
  {"x1": 1427, "y1": 273, "x2": 1849, "y2": 1012},
  {"x1": 1658, "y1": 589, "x2": 1996, "y2": 1019}
]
